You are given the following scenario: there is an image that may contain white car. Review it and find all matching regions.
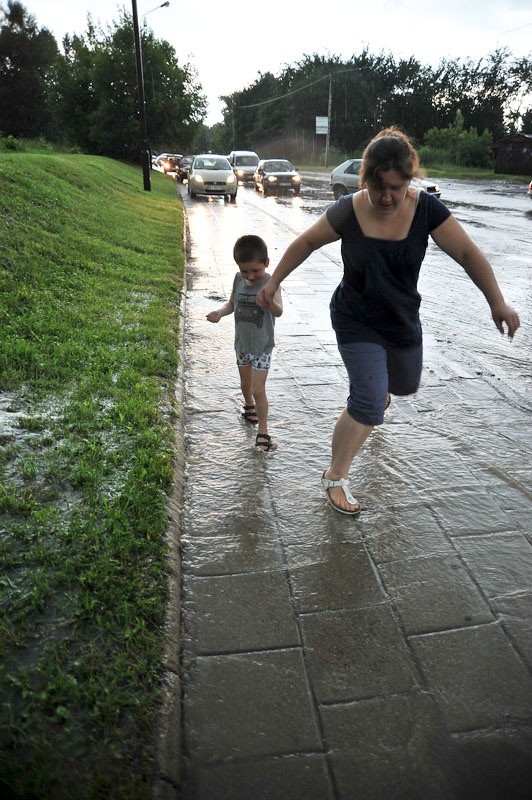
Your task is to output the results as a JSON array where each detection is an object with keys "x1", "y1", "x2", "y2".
[
  {"x1": 228, "y1": 150, "x2": 260, "y2": 182},
  {"x1": 329, "y1": 158, "x2": 441, "y2": 199},
  {"x1": 187, "y1": 154, "x2": 238, "y2": 202}
]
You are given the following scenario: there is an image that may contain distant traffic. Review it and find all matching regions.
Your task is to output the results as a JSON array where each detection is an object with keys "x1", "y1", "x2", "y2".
[{"x1": 151, "y1": 150, "x2": 443, "y2": 202}]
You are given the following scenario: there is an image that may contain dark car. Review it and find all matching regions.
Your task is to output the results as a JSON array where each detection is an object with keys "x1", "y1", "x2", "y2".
[
  {"x1": 253, "y1": 159, "x2": 301, "y2": 196},
  {"x1": 177, "y1": 155, "x2": 194, "y2": 182}
]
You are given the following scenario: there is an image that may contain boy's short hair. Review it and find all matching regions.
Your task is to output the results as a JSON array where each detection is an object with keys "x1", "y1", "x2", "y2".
[{"x1": 233, "y1": 234, "x2": 268, "y2": 264}]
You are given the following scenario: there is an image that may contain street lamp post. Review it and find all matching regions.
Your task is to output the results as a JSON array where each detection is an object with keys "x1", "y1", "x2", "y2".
[
  {"x1": 131, "y1": 0, "x2": 150, "y2": 190},
  {"x1": 131, "y1": 1, "x2": 170, "y2": 191}
]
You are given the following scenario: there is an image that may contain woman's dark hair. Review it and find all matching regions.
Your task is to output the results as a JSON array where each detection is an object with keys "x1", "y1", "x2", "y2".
[
  {"x1": 360, "y1": 127, "x2": 420, "y2": 187},
  {"x1": 233, "y1": 234, "x2": 268, "y2": 264}
]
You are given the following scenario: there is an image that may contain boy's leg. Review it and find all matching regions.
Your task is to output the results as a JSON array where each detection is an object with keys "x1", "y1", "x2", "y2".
[
  {"x1": 238, "y1": 363, "x2": 259, "y2": 423},
  {"x1": 238, "y1": 363, "x2": 253, "y2": 405},
  {"x1": 250, "y1": 367, "x2": 269, "y2": 435}
]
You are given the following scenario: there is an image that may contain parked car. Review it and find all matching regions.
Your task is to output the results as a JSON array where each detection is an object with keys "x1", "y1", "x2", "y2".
[
  {"x1": 527, "y1": 179, "x2": 532, "y2": 197},
  {"x1": 254, "y1": 159, "x2": 301, "y2": 196},
  {"x1": 187, "y1": 154, "x2": 238, "y2": 201},
  {"x1": 329, "y1": 158, "x2": 441, "y2": 199},
  {"x1": 177, "y1": 155, "x2": 194, "y2": 182},
  {"x1": 159, "y1": 154, "x2": 182, "y2": 174},
  {"x1": 228, "y1": 150, "x2": 260, "y2": 182},
  {"x1": 330, "y1": 158, "x2": 363, "y2": 199}
]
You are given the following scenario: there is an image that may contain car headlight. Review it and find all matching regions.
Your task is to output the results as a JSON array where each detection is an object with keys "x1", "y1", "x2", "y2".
[
  {"x1": 292, "y1": 175, "x2": 301, "y2": 183},
  {"x1": 236, "y1": 169, "x2": 244, "y2": 178},
  {"x1": 267, "y1": 175, "x2": 277, "y2": 183},
  {"x1": 193, "y1": 174, "x2": 203, "y2": 183},
  {"x1": 227, "y1": 174, "x2": 236, "y2": 185}
]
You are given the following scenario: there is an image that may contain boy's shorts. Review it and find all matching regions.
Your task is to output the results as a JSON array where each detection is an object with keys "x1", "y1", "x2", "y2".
[{"x1": 236, "y1": 351, "x2": 271, "y2": 371}]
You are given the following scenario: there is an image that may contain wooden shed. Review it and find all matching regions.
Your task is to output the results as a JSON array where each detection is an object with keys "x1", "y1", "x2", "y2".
[{"x1": 493, "y1": 133, "x2": 532, "y2": 175}]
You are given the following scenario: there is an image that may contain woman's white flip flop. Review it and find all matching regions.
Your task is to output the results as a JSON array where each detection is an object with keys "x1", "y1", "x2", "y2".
[{"x1": 321, "y1": 471, "x2": 361, "y2": 515}]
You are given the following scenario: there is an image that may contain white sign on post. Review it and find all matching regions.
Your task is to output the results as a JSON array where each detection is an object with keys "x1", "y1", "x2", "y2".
[{"x1": 316, "y1": 116, "x2": 328, "y2": 135}]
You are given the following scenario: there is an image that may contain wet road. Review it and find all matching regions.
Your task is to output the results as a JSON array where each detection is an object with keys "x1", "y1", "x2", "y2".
[{"x1": 171, "y1": 175, "x2": 532, "y2": 799}]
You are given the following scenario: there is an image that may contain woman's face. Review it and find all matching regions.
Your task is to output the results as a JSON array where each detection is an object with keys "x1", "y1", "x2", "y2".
[{"x1": 366, "y1": 169, "x2": 410, "y2": 214}]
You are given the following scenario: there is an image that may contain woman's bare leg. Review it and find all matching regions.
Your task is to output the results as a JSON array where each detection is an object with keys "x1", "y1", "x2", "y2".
[{"x1": 323, "y1": 409, "x2": 373, "y2": 512}]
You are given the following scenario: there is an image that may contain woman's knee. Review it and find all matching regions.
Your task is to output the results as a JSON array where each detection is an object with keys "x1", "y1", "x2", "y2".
[{"x1": 347, "y1": 385, "x2": 387, "y2": 426}]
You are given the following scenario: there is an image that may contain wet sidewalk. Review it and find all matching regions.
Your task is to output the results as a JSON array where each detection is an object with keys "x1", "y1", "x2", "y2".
[{"x1": 172, "y1": 185, "x2": 532, "y2": 799}]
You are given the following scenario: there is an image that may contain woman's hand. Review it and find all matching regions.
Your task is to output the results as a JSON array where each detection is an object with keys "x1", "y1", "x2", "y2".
[
  {"x1": 206, "y1": 310, "x2": 222, "y2": 323},
  {"x1": 491, "y1": 302, "x2": 520, "y2": 339},
  {"x1": 256, "y1": 279, "x2": 279, "y2": 309}
]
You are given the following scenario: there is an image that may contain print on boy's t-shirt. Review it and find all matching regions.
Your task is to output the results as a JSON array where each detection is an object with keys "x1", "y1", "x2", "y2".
[{"x1": 235, "y1": 293, "x2": 264, "y2": 328}]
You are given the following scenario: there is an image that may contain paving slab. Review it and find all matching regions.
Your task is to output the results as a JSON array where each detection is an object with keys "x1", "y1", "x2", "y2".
[
  {"x1": 187, "y1": 755, "x2": 334, "y2": 800},
  {"x1": 379, "y1": 553, "x2": 493, "y2": 634},
  {"x1": 410, "y1": 623, "x2": 532, "y2": 731},
  {"x1": 184, "y1": 649, "x2": 322, "y2": 762},
  {"x1": 300, "y1": 605, "x2": 419, "y2": 702},
  {"x1": 320, "y1": 692, "x2": 458, "y2": 799},
  {"x1": 183, "y1": 570, "x2": 300, "y2": 654}
]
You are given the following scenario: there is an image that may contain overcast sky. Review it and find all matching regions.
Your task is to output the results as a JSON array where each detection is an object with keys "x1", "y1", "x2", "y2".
[{"x1": 23, "y1": 0, "x2": 532, "y2": 126}]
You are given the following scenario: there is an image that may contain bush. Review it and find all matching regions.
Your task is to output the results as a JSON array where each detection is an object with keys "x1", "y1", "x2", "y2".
[
  {"x1": 0, "y1": 134, "x2": 26, "y2": 151},
  {"x1": 422, "y1": 111, "x2": 493, "y2": 168},
  {"x1": 456, "y1": 128, "x2": 493, "y2": 167}
]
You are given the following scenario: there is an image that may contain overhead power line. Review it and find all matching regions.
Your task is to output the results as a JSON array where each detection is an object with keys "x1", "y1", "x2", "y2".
[
  {"x1": 495, "y1": 20, "x2": 532, "y2": 35},
  {"x1": 237, "y1": 73, "x2": 331, "y2": 110}
]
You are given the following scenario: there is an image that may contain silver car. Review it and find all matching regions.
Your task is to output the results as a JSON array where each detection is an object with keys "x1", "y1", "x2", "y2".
[
  {"x1": 187, "y1": 154, "x2": 238, "y2": 202},
  {"x1": 329, "y1": 158, "x2": 441, "y2": 199}
]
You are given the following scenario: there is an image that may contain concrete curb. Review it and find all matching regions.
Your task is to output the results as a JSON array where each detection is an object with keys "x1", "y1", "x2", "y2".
[{"x1": 153, "y1": 193, "x2": 190, "y2": 799}]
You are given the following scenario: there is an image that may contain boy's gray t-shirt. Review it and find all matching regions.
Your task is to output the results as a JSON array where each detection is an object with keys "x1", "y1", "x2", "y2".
[{"x1": 230, "y1": 272, "x2": 275, "y2": 355}]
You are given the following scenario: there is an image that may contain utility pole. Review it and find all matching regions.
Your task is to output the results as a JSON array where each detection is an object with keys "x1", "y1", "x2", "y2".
[
  {"x1": 324, "y1": 74, "x2": 332, "y2": 169},
  {"x1": 131, "y1": 0, "x2": 151, "y2": 191}
]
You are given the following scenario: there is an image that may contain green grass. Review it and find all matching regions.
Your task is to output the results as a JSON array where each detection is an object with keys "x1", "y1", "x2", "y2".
[{"x1": 0, "y1": 153, "x2": 184, "y2": 798}]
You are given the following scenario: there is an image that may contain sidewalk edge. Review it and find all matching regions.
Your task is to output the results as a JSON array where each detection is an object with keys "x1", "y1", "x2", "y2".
[{"x1": 153, "y1": 192, "x2": 190, "y2": 799}]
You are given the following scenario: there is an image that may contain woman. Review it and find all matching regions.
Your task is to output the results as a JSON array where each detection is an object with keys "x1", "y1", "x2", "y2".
[{"x1": 256, "y1": 127, "x2": 520, "y2": 515}]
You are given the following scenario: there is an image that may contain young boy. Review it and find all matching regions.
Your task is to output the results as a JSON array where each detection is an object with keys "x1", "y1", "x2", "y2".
[{"x1": 206, "y1": 235, "x2": 283, "y2": 452}]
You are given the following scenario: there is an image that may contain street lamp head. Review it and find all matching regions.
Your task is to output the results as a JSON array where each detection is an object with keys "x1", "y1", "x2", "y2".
[{"x1": 142, "y1": 1, "x2": 170, "y2": 19}]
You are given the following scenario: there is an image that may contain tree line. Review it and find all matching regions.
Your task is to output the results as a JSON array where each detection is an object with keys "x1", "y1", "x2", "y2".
[
  {"x1": 1, "y1": 1, "x2": 531, "y2": 165},
  {"x1": 0, "y1": 1, "x2": 205, "y2": 158},
  {"x1": 211, "y1": 51, "x2": 531, "y2": 164}
]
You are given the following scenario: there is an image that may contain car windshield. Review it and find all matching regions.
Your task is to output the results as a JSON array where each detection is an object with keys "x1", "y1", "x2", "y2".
[
  {"x1": 236, "y1": 156, "x2": 259, "y2": 166},
  {"x1": 346, "y1": 160, "x2": 361, "y2": 174},
  {"x1": 195, "y1": 157, "x2": 230, "y2": 170},
  {"x1": 264, "y1": 160, "x2": 293, "y2": 172}
]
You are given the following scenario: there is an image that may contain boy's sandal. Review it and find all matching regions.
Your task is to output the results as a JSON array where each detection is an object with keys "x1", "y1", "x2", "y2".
[
  {"x1": 255, "y1": 433, "x2": 278, "y2": 452},
  {"x1": 321, "y1": 471, "x2": 360, "y2": 516},
  {"x1": 241, "y1": 405, "x2": 258, "y2": 424},
  {"x1": 384, "y1": 392, "x2": 391, "y2": 411}
]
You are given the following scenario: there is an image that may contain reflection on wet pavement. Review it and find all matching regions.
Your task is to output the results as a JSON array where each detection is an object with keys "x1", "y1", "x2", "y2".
[{"x1": 176, "y1": 176, "x2": 532, "y2": 799}]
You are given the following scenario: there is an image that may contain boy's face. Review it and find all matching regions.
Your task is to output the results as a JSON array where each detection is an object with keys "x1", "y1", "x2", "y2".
[{"x1": 238, "y1": 257, "x2": 269, "y2": 284}]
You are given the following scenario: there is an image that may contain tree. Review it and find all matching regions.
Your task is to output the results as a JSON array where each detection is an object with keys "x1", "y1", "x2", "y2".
[
  {"x1": 52, "y1": 9, "x2": 206, "y2": 159},
  {"x1": 0, "y1": 1, "x2": 59, "y2": 138}
]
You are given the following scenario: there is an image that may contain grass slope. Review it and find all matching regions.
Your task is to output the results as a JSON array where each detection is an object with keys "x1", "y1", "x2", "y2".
[{"x1": 0, "y1": 154, "x2": 184, "y2": 799}]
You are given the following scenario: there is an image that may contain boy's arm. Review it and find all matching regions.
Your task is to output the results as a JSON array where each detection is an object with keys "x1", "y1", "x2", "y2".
[{"x1": 206, "y1": 300, "x2": 234, "y2": 323}]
